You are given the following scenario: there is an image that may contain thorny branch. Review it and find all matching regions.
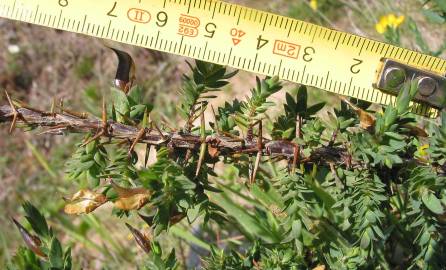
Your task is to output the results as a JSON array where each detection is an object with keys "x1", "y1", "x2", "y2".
[{"x1": 0, "y1": 104, "x2": 351, "y2": 166}]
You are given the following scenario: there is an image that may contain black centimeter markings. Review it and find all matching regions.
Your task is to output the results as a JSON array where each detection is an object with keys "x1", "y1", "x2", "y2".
[{"x1": 0, "y1": 0, "x2": 444, "y2": 117}]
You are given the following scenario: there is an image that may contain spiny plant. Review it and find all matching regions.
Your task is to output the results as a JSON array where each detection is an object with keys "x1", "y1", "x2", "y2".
[
  {"x1": 7, "y1": 203, "x2": 71, "y2": 270},
  {"x1": 1, "y1": 49, "x2": 445, "y2": 269}
]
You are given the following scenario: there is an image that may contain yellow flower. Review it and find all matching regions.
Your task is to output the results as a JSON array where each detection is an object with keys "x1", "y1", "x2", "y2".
[
  {"x1": 417, "y1": 144, "x2": 429, "y2": 157},
  {"x1": 310, "y1": 0, "x2": 318, "y2": 11},
  {"x1": 375, "y1": 14, "x2": 405, "y2": 34}
]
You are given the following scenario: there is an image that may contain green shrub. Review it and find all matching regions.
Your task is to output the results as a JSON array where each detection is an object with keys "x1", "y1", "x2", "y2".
[{"x1": 1, "y1": 59, "x2": 445, "y2": 270}]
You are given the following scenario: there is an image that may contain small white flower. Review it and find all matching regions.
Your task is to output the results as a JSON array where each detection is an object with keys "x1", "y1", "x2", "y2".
[{"x1": 7, "y1": 44, "x2": 20, "y2": 54}]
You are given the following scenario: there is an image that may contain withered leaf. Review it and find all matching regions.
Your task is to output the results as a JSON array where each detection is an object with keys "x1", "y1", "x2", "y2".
[
  {"x1": 12, "y1": 218, "x2": 47, "y2": 258},
  {"x1": 358, "y1": 110, "x2": 376, "y2": 130},
  {"x1": 64, "y1": 189, "x2": 107, "y2": 215},
  {"x1": 125, "y1": 223, "x2": 151, "y2": 254},
  {"x1": 169, "y1": 212, "x2": 185, "y2": 226},
  {"x1": 207, "y1": 145, "x2": 220, "y2": 158},
  {"x1": 403, "y1": 124, "x2": 428, "y2": 137},
  {"x1": 111, "y1": 181, "x2": 151, "y2": 210},
  {"x1": 341, "y1": 98, "x2": 375, "y2": 129}
]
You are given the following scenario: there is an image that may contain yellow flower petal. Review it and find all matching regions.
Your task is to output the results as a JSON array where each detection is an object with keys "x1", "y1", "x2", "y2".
[
  {"x1": 395, "y1": 15, "x2": 405, "y2": 27},
  {"x1": 388, "y1": 14, "x2": 397, "y2": 25},
  {"x1": 376, "y1": 14, "x2": 404, "y2": 34},
  {"x1": 418, "y1": 144, "x2": 429, "y2": 157},
  {"x1": 376, "y1": 24, "x2": 385, "y2": 34},
  {"x1": 310, "y1": 0, "x2": 318, "y2": 11}
]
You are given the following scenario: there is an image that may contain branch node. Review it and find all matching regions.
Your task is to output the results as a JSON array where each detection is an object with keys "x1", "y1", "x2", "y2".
[{"x1": 4, "y1": 90, "x2": 21, "y2": 133}]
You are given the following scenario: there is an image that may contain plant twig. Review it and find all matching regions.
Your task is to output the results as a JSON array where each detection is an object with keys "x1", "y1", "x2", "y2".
[{"x1": 0, "y1": 104, "x2": 350, "y2": 166}]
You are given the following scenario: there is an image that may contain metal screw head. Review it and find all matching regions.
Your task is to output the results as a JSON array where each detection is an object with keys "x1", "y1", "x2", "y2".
[
  {"x1": 418, "y1": 76, "x2": 437, "y2": 97},
  {"x1": 384, "y1": 67, "x2": 406, "y2": 89}
]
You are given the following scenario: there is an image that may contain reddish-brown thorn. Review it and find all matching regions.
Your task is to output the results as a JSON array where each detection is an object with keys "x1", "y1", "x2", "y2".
[
  {"x1": 128, "y1": 127, "x2": 146, "y2": 157},
  {"x1": 5, "y1": 90, "x2": 19, "y2": 133},
  {"x1": 80, "y1": 99, "x2": 108, "y2": 147},
  {"x1": 291, "y1": 115, "x2": 302, "y2": 173},
  {"x1": 152, "y1": 122, "x2": 167, "y2": 141},
  {"x1": 101, "y1": 97, "x2": 107, "y2": 129},
  {"x1": 195, "y1": 109, "x2": 206, "y2": 177},
  {"x1": 250, "y1": 121, "x2": 263, "y2": 184}
]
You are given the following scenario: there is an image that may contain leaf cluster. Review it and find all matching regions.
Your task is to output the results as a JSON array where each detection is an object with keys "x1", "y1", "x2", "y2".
[
  {"x1": 8, "y1": 203, "x2": 71, "y2": 270},
  {"x1": 6, "y1": 60, "x2": 446, "y2": 270}
]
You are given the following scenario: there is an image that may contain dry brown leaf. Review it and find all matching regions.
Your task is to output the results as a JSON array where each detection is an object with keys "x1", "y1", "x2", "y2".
[
  {"x1": 341, "y1": 98, "x2": 375, "y2": 129},
  {"x1": 125, "y1": 223, "x2": 151, "y2": 254},
  {"x1": 403, "y1": 124, "x2": 428, "y2": 137},
  {"x1": 111, "y1": 181, "x2": 151, "y2": 210},
  {"x1": 170, "y1": 212, "x2": 186, "y2": 226},
  {"x1": 358, "y1": 110, "x2": 376, "y2": 129},
  {"x1": 208, "y1": 145, "x2": 220, "y2": 158},
  {"x1": 64, "y1": 189, "x2": 107, "y2": 215},
  {"x1": 12, "y1": 218, "x2": 47, "y2": 258}
]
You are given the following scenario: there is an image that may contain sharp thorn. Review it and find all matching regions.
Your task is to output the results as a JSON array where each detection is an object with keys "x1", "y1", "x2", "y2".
[
  {"x1": 195, "y1": 108, "x2": 206, "y2": 177},
  {"x1": 5, "y1": 90, "x2": 19, "y2": 133},
  {"x1": 102, "y1": 97, "x2": 107, "y2": 128},
  {"x1": 50, "y1": 98, "x2": 56, "y2": 117},
  {"x1": 128, "y1": 127, "x2": 146, "y2": 157},
  {"x1": 9, "y1": 114, "x2": 18, "y2": 133},
  {"x1": 81, "y1": 131, "x2": 104, "y2": 147},
  {"x1": 59, "y1": 98, "x2": 64, "y2": 113},
  {"x1": 292, "y1": 115, "x2": 302, "y2": 173},
  {"x1": 153, "y1": 122, "x2": 166, "y2": 140},
  {"x1": 5, "y1": 90, "x2": 16, "y2": 111},
  {"x1": 291, "y1": 144, "x2": 299, "y2": 174},
  {"x1": 250, "y1": 121, "x2": 263, "y2": 184}
]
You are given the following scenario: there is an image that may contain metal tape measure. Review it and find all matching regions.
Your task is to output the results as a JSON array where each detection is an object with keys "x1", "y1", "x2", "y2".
[{"x1": 1, "y1": 0, "x2": 445, "y2": 117}]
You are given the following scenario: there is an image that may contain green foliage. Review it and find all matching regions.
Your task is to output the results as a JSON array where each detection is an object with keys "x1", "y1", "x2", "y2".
[
  {"x1": 102, "y1": 147, "x2": 138, "y2": 184},
  {"x1": 178, "y1": 60, "x2": 237, "y2": 130},
  {"x1": 203, "y1": 242, "x2": 304, "y2": 270},
  {"x1": 272, "y1": 86, "x2": 325, "y2": 140},
  {"x1": 22, "y1": 202, "x2": 49, "y2": 238},
  {"x1": 8, "y1": 203, "x2": 71, "y2": 270},
  {"x1": 235, "y1": 76, "x2": 282, "y2": 128},
  {"x1": 111, "y1": 85, "x2": 153, "y2": 124},
  {"x1": 213, "y1": 99, "x2": 242, "y2": 134},
  {"x1": 406, "y1": 167, "x2": 445, "y2": 269},
  {"x1": 351, "y1": 81, "x2": 418, "y2": 168},
  {"x1": 6, "y1": 61, "x2": 446, "y2": 269},
  {"x1": 142, "y1": 242, "x2": 178, "y2": 270},
  {"x1": 138, "y1": 147, "x2": 224, "y2": 235},
  {"x1": 423, "y1": 0, "x2": 446, "y2": 24},
  {"x1": 65, "y1": 140, "x2": 107, "y2": 187}
]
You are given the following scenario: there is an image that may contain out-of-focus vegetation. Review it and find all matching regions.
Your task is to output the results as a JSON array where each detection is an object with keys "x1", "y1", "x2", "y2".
[{"x1": 0, "y1": 0, "x2": 445, "y2": 269}]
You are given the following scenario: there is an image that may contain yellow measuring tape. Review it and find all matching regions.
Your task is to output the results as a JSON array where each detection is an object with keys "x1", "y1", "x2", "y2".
[{"x1": 1, "y1": 0, "x2": 445, "y2": 116}]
